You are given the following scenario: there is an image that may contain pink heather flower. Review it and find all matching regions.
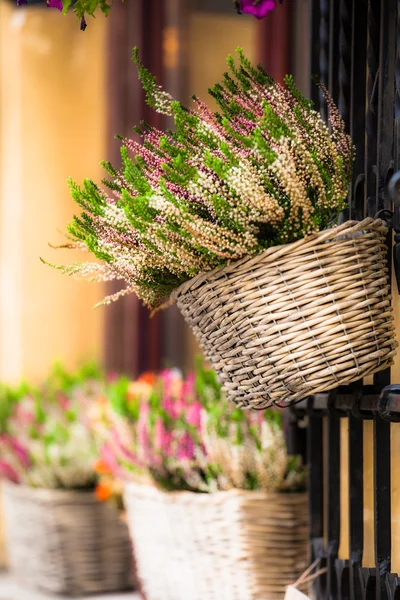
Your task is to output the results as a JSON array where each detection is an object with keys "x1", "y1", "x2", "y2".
[
  {"x1": 186, "y1": 401, "x2": 202, "y2": 428},
  {"x1": 112, "y1": 429, "x2": 139, "y2": 467},
  {"x1": 240, "y1": 0, "x2": 277, "y2": 19},
  {"x1": 182, "y1": 372, "x2": 195, "y2": 401},
  {"x1": 107, "y1": 371, "x2": 119, "y2": 383},
  {"x1": 137, "y1": 405, "x2": 151, "y2": 451},
  {"x1": 176, "y1": 432, "x2": 195, "y2": 461},
  {"x1": 58, "y1": 393, "x2": 71, "y2": 411},
  {"x1": 154, "y1": 418, "x2": 173, "y2": 456},
  {"x1": 14, "y1": 400, "x2": 35, "y2": 426},
  {"x1": 7, "y1": 437, "x2": 30, "y2": 469},
  {"x1": 0, "y1": 460, "x2": 20, "y2": 484},
  {"x1": 101, "y1": 442, "x2": 120, "y2": 475}
]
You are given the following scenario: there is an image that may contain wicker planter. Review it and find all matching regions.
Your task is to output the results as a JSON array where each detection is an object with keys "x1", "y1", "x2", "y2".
[
  {"x1": 124, "y1": 482, "x2": 308, "y2": 600},
  {"x1": 2, "y1": 482, "x2": 134, "y2": 596},
  {"x1": 172, "y1": 218, "x2": 397, "y2": 409}
]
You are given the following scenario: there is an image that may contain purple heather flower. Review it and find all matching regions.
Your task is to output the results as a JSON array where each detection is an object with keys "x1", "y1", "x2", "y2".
[
  {"x1": 80, "y1": 16, "x2": 87, "y2": 31},
  {"x1": 46, "y1": 0, "x2": 63, "y2": 10},
  {"x1": 16, "y1": 0, "x2": 28, "y2": 5},
  {"x1": 240, "y1": 0, "x2": 277, "y2": 19}
]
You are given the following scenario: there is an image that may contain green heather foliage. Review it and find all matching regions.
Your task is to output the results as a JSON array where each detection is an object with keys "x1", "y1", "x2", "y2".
[
  {"x1": 51, "y1": 48, "x2": 353, "y2": 308},
  {"x1": 0, "y1": 363, "x2": 102, "y2": 489}
]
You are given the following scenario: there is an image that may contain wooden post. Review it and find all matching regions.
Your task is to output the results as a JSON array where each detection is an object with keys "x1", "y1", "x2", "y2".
[{"x1": 104, "y1": 0, "x2": 164, "y2": 376}]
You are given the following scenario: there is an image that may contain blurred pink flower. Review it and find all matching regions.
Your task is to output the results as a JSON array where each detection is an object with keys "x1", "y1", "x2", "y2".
[
  {"x1": 0, "y1": 460, "x2": 20, "y2": 484},
  {"x1": 186, "y1": 401, "x2": 202, "y2": 428},
  {"x1": 58, "y1": 393, "x2": 71, "y2": 411},
  {"x1": 14, "y1": 399, "x2": 35, "y2": 426},
  {"x1": 176, "y1": 432, "x2": 195, "y2": 461},
  {"x1": 100, "y1": 442, "x2": 120, "y2": 475},
  {"x1": 154, "y1": 418, "x2": 173, "y2": 456},
  {"x1": 107, "y1": 371, "x2": 119, "y2": 383},
  {"x1": 7, "y1": 436, "x2": 30, "y2": 468}
]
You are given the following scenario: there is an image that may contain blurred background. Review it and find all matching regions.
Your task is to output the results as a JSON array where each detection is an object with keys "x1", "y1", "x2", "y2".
[
  {"x1": 5, "y1": 1, "x2": 400, "y2": 595},
  {"x1": 0, "y1": 2, "x2": 312, "y2": 588},
  {"x1": 0, "y1": 0, "x2": 309, "y2": 385}
]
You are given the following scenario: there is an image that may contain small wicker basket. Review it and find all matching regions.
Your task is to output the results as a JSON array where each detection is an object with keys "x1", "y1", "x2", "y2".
[
  {"x1": 2, "y1": 482, "x2": 134, "y2": 596},
  {"x1": 173, "y1": 218, "x2": 397, "y2": 409},
  {"x1": 124, "y1": 482, "x2": 308, "y2": 600}
]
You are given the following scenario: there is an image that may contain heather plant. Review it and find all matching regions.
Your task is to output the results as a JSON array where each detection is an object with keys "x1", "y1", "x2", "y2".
[
  {"x1": 0, "y1": 363, "x2": 102, "y2": 489},
  {"x1": 99, "y1": 365, "x2": 306, "y2": 493},
  {"x1": 51, "y1": 48, "x2": 353, "y2": 308},
  {"x1": 97, "y1": 370, "x2": 206, "y2": 492}
]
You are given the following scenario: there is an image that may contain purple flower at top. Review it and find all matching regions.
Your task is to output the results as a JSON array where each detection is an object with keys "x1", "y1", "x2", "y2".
[
  {"x1": 46, "y1": 0, "x2": 63, "y2": 10},
  {"x1": 240, "y1": 0, "x2": 277, "y2": 19},
  {"x1": 16, "y1": 0, "x2": 28, "y2": 5}
]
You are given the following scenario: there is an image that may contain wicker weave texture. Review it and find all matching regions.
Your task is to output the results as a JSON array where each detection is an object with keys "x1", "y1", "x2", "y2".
[
  {"x1": 173, "y1": 218, "x2": 397, "y2": 409},
  {"x1": 2, "y1": 483, "x2": 134, "y2": 596},
  {"x1": 124, "y1": 483, "x2": 308, "y2": 600}
]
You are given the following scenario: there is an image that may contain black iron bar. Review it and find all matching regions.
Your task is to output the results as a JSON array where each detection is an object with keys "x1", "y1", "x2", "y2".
[
  {"x1": 348, "y1": 412, "x2": 364, "y2": 600},
  {"x1": 365, "y1": 0, "x2": 381, "y2": 219},
  {"x1": 339, "y1": 0, "x2": 352, "y2": 131},
  {"x1": 327, "y1": 391, "x2": 341, "y2": 600},
  {"x1": 320, "y1": 0, "x2": 330, "y2": 121},
  {"x1": 350, "y1": 0, "x2": 368, "y2": 220},
  {"x1": 396, "y1": 0, "x2": 400, "y2": 169},
  {"x1": 311, "y1": 0, "x2": 322, "y2": 109},
  {"x1": 376, "y1": 0, "x2": 396, "y2": 214},
  {"x1": 308, "y1": 401, "x2": 327, "y2": 599},
  {"x1": 374, "y1": 3, "x2": 397, "y2": 597},
  {"x1": 296, "y1": 387, "x2": 400, "y2": 419},
  {"x1": 373, "y1": 416, "x2": 391, "y2": 600},
  {"x1": 329, "y1": 0, "x2": 340, "y2": 105}
]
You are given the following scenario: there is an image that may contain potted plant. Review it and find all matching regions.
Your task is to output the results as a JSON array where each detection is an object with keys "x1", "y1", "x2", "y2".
[
  {"x1": 50, "y1": 49, "x2": 397, "y2": 408},
  {"x1": 99, "y1": 364, "x2": 308, "y2": 600},
  {"x1": 0, "y1": 363, "x2": 133, "y2": 596}
]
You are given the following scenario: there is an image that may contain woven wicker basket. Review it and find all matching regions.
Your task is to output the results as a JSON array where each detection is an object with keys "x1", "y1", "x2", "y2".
[
  {"x1": 2, "y1": 482, "x2": 134, "y2": 596},
  {"x1": 172, "y1": 218, "x2": 397, "y2": 409},
  {"x1": 124, "y1": 482, "x2": 308, "y2": 600}
]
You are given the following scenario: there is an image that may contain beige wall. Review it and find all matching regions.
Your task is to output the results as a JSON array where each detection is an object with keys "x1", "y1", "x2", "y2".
[{"x1": 0, "y1": 1, "x2": 105, "y2": 384}]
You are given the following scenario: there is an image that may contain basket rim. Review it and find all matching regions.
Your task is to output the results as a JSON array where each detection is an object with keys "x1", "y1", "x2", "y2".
[
  {"x1": 171, "y1": 217, "x2": 387, "y2": 301},
  {"x1": 124, "y1": 481, "x2": 308, "y2": 504},
  {"x1": 2, "y1": 480, "x2": 98, "y2": 503}
]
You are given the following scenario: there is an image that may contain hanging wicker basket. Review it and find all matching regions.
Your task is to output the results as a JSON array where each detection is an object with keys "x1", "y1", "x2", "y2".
[
  {"x1": 172, "y1": 218, "x2": 397, "y2": 409},
  {"x1": 124, "y1": 482, "x2": 308, "y2": 600},
  {"x1": 2, "y1": 482, "x2": 134, "y2": 596}
]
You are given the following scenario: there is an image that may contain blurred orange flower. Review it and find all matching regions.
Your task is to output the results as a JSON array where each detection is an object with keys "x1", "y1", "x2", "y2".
[
  {"x1": 138, "y1": 372, "x2": 156, "y2": 385},
  {"x1": 95, "y1": 482, "x2": 112, "y2": 502},
  {"x1": 93, "y1": 458, "x2": 112, "y2": 475}
]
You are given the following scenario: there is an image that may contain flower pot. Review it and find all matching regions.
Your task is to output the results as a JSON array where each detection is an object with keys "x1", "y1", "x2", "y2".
[
  {"x1": 2, "y1": 482, "x2": 134, "y2": 596},
  {"x1": 124, "y1": 482, "x2": 308, "y2": 600},
  {"x1": 172, "y1": 218, "x2": 397, "y2": 408}
]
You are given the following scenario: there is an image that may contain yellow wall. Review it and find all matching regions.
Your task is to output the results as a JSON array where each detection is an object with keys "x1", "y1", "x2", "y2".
[{"x1": 0, "y1": 1, "x2": 105, "y2": 384}]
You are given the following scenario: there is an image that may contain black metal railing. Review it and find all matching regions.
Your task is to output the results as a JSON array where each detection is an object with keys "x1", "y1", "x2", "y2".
[{"x1": 305, "y1": 1, "x2": 400, "y2": 599}]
